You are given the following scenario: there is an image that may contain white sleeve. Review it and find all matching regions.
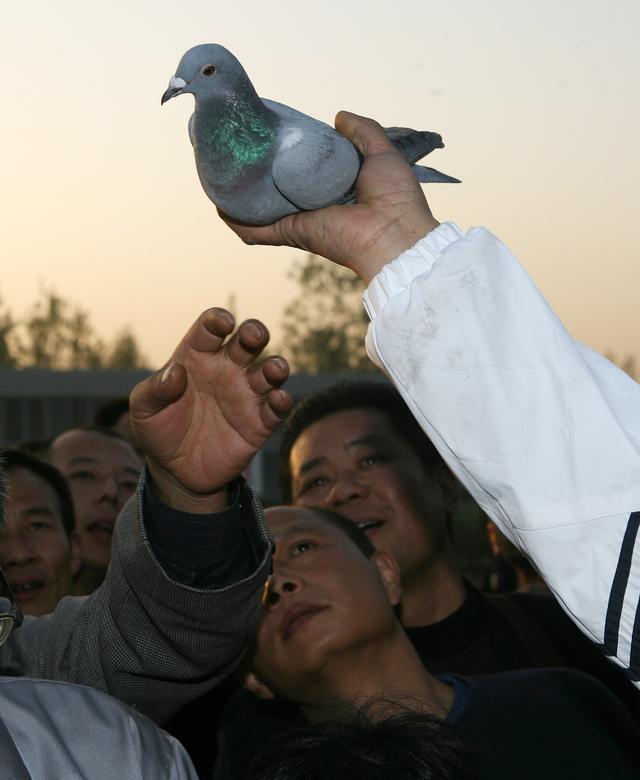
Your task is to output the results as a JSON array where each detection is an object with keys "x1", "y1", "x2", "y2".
[{"x1": 363, "y1": 221, "x2": 640, "y2": 682}]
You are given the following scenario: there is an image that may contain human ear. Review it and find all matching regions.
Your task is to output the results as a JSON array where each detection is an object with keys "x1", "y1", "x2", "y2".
[
  {"x1": 242, "y1": 670, "x2": 276, "y2": 701},
  {"x1": 69, "y1": 532, "x2": 83, "y2": 578},
  {"x1": 373, "y1": 551, "x2": 402, "y2": 606}
]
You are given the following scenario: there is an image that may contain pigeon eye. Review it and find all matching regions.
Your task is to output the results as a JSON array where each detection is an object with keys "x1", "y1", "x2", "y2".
[{"x1": 201, "y1": 65, "x2": 216, "y2": 76}]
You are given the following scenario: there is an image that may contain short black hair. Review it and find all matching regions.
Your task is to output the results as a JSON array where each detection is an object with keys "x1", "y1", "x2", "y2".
[
  {"x1": 94, "y1": 397, "x2": 129, "y2": 429},
  {"x1": 307, "y1": 507, "x2": 375, "y2": 559},
  {"x1": 278, "y1": 380, "x2": 443, "y2": 502},
  {"x1": 248, "y1": 703, "x2": 479, "y2": 779},
  {"x1": 3, "y1": 449, "x2": 76, "y2": 537},
  {"x1": 0, "y1": 457, "x2": 8, "y2": 527}
]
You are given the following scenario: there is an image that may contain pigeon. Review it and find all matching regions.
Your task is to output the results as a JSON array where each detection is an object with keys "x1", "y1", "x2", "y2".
[{"x1": 162, "y1": 44, "x2": 459, "y2": 226}]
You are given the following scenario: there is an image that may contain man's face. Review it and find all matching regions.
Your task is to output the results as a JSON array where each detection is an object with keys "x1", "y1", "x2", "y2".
[
  {"x1": 49, "y1": 431, "x2": 142, "y2": 570},
  {"x1": 289, "y1": 409, "x2": 454, "y2": 584},
  {"x1": 248, "y1": 507, "x2": 399, "y2": 701},
  {"x1": 0, "y1": 468, "x2": 79, "y2": 616}
]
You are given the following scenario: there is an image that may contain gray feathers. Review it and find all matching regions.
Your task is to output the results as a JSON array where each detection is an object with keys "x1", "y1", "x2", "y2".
[{"x1": 163, "y1": 44, "x2": 460, "y2": 225}]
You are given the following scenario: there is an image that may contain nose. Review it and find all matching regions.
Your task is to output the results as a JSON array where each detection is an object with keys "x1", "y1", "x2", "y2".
[
  {"x1": 97, "y1": 475, "x2": 119, "y2": 504},
  {"x1": 0, "y1": 534, "x2": 36, "y2": 568},
  {"x1": 264, "y1": 571, "x2": 303, "y2": 608},
  {"x1": 328, "y1": 470, "x2": 370, "y2": 508}
]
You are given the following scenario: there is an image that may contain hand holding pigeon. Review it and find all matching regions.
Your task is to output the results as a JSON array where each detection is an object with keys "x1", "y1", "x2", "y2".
[{"x1": 162, "y1": 44, "x2": 459, "y2": 226}]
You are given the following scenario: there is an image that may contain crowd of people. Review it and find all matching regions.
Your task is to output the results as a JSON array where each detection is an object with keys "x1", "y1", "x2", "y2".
[{"x1": 1, "y1": 111, "x2": 640, "y2": 778}]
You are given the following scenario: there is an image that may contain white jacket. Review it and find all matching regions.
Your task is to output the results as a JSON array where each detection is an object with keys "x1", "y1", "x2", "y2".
[
  {"x1": 0, "y1": 676, "x2": 198, "y2": 779},
  {"x1": 363, "y1": 222, "x2": 640, "y2": 683}
]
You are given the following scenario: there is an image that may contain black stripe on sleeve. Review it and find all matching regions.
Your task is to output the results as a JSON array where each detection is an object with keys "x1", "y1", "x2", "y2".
[
  {"x1": 604, "y1": 512, "x2": 640, "y2": 656},
  {"x1": 628, "y1": 592, "x2": 640, "y2": 674}
]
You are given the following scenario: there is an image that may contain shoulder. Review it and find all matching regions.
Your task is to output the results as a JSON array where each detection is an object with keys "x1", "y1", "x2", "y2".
[{"x1": 0, "y1": 678, "x2": 196, "y2": 778}]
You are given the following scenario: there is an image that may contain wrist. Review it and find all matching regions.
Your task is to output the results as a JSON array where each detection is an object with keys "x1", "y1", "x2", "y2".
[
  {"x1": 146, "y1": 460, "x2": 229, "y2": 514},
  {"x1": 355, "y1": 213, "x2": 440, "y2": 284}
]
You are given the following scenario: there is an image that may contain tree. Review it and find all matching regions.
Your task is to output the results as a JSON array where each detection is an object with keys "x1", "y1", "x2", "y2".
[
  {"x1": 279, "y1": 254, "x2": 374, "y2": 373},
  {"x1": 16, "y1": 289, "x2": 105, "y2": 369},
  {"x1": 0, "y1": 288, "x2": 147, "y2": 369},
  {"x1": 0, "y1": 296, "x2": 18, "y2": 367},
  {"x1": 107, "y1": 327, "x2": 148, "y2": 369}
]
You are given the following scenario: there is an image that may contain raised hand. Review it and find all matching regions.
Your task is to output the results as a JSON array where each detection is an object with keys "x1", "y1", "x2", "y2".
[
  {"x1": 129, "y1": 308, "x2": 291, "y2": 512},
  {"x1": 219, "y1": 112, "x2": 440, "y2": 284}
]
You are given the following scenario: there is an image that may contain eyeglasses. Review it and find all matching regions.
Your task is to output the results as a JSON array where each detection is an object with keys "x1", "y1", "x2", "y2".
[{"x1": 0, "y1": 567, "x2": 23, "y2": 646}]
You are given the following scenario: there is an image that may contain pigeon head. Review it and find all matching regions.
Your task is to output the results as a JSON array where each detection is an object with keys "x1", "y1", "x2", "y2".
[{"x1": 161, "y1": 44, "x2": 252, "y2": 105}]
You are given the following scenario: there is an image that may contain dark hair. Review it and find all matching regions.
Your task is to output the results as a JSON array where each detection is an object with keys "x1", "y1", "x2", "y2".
[
  {"x1": 94, "y1": 397, "x2": 130, "y2": 429},
  {"x1": 0, "y1": 454, "x2": 8, "y2": 527},
  {"x1": 308, "y1": 507, "x2": 376, "y2": 559},
  {"x1": 248, "y1": 704, "x2": 479, "y2": 779},
  {"x1": 17, "y1": 437, "x2": 53, "y2": 459},
  {"x1": 3, "y1": 449, "x2": 76, "y2": 537},
  {"x1": 278, "y1": 380, "x2": 443, "y2": 502}
]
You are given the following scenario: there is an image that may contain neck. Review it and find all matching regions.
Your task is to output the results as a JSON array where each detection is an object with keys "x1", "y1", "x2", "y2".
[
  {"x1": 73, "y1": 563, "x2": 106, "y2": 596},
  {"x1": 297, "y1": 624, "x2": 453, "y2": 724},
  {"x1": 400, "y1": 551, "x2": 466, "y2": 627}
]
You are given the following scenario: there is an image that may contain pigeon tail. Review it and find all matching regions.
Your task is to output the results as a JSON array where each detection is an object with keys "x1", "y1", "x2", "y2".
[{"x1": 385, "y1": 128, "x2": 444, "y2": 165}]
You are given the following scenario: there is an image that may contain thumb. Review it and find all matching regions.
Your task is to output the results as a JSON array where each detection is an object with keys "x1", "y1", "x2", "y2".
[
  {"x1": 334, "y1": 111, "x2": 394, "y2": 156},
  {"x1": 130, "y1": 361, "x2": 188, "y2": 421}
]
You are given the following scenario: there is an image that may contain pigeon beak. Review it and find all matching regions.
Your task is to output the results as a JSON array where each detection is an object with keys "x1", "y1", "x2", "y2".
[{"x1": 161, "y1": 75, "x2": 187, "y2": 105}]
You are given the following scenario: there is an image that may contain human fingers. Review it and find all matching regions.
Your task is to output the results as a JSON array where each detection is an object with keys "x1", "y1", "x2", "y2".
[
  {"x1": 247, "y1": 355, "x2": 289, "y2": 395},
  {"x1": 183, "y1": 307, "x2": 236, "y2": 354},
  {"x1": 217, "y1": 208, "x2": 306, "y2": 249},
  {"x1": 261, "y1": 388, "x2": 293, "y2": 431},
  {"x1": 334, "y1": 111, "x2": 397, "y2": 157},
  {"x1": 129, "y1": 361, "x2": 188, "y2": 421},
  {"x1": 225, "y1": 318, "x2": 270, "y2": 367}
]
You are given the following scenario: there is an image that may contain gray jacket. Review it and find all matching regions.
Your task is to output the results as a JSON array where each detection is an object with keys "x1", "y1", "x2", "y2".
[{"x1": 0, "y1": 477, "x2": 271, "y2": 723}]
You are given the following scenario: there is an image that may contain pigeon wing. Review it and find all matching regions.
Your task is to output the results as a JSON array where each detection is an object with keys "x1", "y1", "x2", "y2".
[{"x1": 264, "y1": 99, "x2": 360, "y2": 210}]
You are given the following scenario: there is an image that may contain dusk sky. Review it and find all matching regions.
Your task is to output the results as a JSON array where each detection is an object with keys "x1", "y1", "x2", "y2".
[{"x1": 2, "y1": 0, "x2": 638, "y2": 367}]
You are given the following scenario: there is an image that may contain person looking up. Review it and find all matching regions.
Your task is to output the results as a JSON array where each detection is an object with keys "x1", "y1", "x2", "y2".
[
  {"x1": 239, "y1": 507, "x2": 640, "y2": 780},
  {"x1": 47, "y1": 426, "x2": 142, "y2": 594},
  {"x1": 219, "y1": 109, "x2": 640, "y2": 685}
]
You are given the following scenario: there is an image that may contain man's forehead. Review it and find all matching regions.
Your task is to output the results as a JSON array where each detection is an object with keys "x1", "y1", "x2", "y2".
[
  {"x1": 291, "y1": 409, "x2": 395, "y2": 467},
  {"x1": 8, "y1": 467, "x2": 57, "y2": 505},
  {"x1": 52, "y1": 431, "x2": 140, "y2": 467},
  {"x1": 265, "y1": 507, "x2": 336, "y2": 540}
]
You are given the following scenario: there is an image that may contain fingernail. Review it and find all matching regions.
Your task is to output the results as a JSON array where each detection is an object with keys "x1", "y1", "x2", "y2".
[
  {"x1": 244, "y1": 239, "x2": 257, "y2": 246},
  {"x1": 272, "y1": 357, "x2": 287, "y2": 371},
  {"x1": 161, "y1": 362, "x2": 175, "y2": 384},
  {"x1": 217, "y1": 309, "x2": 234, "y2": 327},
  {"x1": 246, "y1": 321, "x2": 263, "y2": 339}
]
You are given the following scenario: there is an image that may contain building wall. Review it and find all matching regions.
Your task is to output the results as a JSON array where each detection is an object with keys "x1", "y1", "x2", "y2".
[{"x1": 0, "y1": 369, "x2": 492, "y2": 585}]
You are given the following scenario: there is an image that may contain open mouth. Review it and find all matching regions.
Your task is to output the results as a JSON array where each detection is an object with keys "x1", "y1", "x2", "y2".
[
  {"x1": 281, "y1": 605, "x2": 329, "y2": 640},
  {"x1": 10, "y1": 579, "x2": 45, "y2": 602},
  {"x1": 87, "y1": 519, "x2": 116, "y2": 541},
  {"x1": 355, "y1": 520, "x2": 384, "y2": 536}
]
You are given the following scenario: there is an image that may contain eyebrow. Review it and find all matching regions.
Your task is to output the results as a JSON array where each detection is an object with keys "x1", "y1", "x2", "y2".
[
  {"x1": 66, "y1": 457, "x2": 139, "y2": 476},
  {"x1": 67, "y1": 456, "x2": 98, "y2": 466},
  {"x1": 297, "y1": 433, "x2": 390, "y2": 477},
  {"x1": 22, "y1": 506, "x2": 55, "y2": 517}
]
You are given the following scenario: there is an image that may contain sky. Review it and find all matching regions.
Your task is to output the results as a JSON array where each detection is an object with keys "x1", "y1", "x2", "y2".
[{"x1": 1, "y1": 0, "x2": 639, "y2": 368}]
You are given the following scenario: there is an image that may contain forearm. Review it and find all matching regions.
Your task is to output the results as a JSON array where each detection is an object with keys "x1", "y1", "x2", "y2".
[
  {"x1": 0, "y1": 477, "x2": 272, "y2": 722},
  {"x1": 363, "y1": 222, "x2": 640, "y2": 677}
]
